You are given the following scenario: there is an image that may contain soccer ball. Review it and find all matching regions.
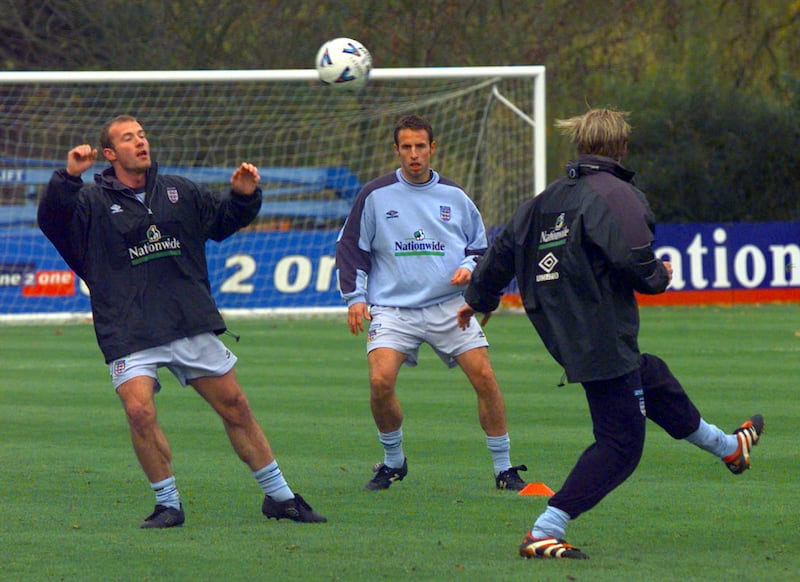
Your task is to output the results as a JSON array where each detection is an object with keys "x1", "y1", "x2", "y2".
[{"x1": 315, "y1": 37, "x2": 372, "y2": 91}]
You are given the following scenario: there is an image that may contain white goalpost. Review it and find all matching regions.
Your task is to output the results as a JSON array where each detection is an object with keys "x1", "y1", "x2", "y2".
[{"x1": 0, "y1": 66, "x2": 546, "y2": 322}]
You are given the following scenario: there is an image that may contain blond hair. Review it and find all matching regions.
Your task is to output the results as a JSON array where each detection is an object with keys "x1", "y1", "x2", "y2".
[{"x1": 555, "y1": 108, "x2": 631, "y2": 160}]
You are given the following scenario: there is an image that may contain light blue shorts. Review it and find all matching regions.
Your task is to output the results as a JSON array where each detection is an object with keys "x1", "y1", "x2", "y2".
[
  {"x1": 108, "y1": 333, "x2": 237, "y2": 391},
  {"x1": 366, "y1": 295, "x2": 488, "y2": 368}
]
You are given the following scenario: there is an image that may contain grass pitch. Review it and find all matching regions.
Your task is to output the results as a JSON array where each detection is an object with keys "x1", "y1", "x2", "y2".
[{"x1": 1, "y1": 305, "x2": 798, "y2": 581}]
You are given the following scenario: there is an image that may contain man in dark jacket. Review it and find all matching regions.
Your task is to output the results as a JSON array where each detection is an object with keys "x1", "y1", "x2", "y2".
[
  {"x1": 38, "y1": 115, "x2": 325, "y2": 528},
  {"x1": 457, "y1": 108, "x2": 763, "y2": 559}
]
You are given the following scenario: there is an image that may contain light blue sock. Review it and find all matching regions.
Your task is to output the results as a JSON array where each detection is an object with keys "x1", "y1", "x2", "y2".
[
  {"x1": 532, "y1": 505, "x2": 570, "y2": 539},
  {"x1": 486, "y1": 433, "x2": 512, "y2": 475},
  {"x1": 151, "y1": 476, "x2": 181, "y2": 510},
  {"x1": 379, "y1": 428, "x2": 404, "y2": 468},
  {"x1": 253, "y1": 460, "x2": 294, "y2": 502},
  {"x1": 685, "y1": 419, "x2": 738, "y2": 458}
]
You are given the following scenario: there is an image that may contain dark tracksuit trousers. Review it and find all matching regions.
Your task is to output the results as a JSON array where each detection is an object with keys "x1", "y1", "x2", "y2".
[{"x1": 549, "y1": 353, "x2": 703, "y2": 519}]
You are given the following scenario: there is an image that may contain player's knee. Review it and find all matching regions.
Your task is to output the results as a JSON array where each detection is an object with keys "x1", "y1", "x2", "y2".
[
  {"x1": 369, "y1": 376, "x2": 396, "y2": 401},
  {"x1": 470, "y1": 369, "x2": 500, "y2": 397},
  {"x1": 622, "y1": 430, "x2": 646, "y2": 468},
  {"x1": 218, "y1": 390, "x2": 254, "y2": 425},
  {"x1": 628, "y1": 438, "x2": 645, "y2": 464},
  {"x1": 124, "y1": 400, "x2": 157, "y2": 432},
  {"x1": 603, "y1": 421, "x2": 646, "y2": 464},
  {"x1": 605, "y1": 436, "x2": 645, "y2": 478}
]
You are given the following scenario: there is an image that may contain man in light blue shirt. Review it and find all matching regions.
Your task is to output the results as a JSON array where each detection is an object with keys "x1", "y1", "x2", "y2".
[{"x1": 336, "y1": 114, "x2": 527, "y2": 491}]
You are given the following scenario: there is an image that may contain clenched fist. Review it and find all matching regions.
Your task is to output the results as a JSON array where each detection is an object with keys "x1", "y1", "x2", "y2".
[{"x1": 66, "y1": 144, "x2": 98, "y2": 177}]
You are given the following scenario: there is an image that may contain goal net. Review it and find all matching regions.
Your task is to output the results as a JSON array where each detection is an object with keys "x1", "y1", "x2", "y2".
[{"x1": 0, "y1": 67, "x2": 545, "y2": 321}]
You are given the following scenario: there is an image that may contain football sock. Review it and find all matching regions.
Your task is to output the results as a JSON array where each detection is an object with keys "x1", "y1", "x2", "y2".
[
  {"x1": 532, "y1": 505, "x2": 570, "y2": 540},
  {"x1": 486, "y1": 433, "x2": 512, "y2": 475},
  {"x1": 253, "y1": 460, "x2": 294, "y2": 502},
  {"x1": 379, "y1": 428, "x2": 404, "y2": 468},
  {"x1": 685, "y1": 418, "x2": 738, "y2": 458},
  {"x1": 151, "y1": 476, "x2": 181, "y2": 510}
]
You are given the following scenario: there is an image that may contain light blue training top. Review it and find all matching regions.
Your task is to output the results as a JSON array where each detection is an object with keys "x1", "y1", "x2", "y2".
[{"x1": 335, "y1": 168, "x2": 488, "y2": 308}]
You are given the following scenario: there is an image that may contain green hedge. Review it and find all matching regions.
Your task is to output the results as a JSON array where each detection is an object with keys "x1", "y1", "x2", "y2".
[{"x1": 621, "y1": 80, "x2": 800, "y2": 223}]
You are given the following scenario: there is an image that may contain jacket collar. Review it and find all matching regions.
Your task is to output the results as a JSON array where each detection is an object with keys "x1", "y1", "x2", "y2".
[
  {"x1": 566, "y1": 155, "x2": 635, "y2": 183},
  {"x1": 95, "y1": 161, "x2": 159, "y2": 194}
]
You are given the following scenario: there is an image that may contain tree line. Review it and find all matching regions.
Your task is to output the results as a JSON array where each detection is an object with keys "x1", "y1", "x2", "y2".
[{"x1": 1, "y1": 0, "x2": 798, "y2": 221}]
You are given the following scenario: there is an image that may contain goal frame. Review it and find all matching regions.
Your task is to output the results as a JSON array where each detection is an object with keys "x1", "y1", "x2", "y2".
[
  {"x1": 0, "y1": 66, "x2": 546, "y2": 322},
  {"x1": 0, "y1": 66, "x2": 546, "y2": 193}
]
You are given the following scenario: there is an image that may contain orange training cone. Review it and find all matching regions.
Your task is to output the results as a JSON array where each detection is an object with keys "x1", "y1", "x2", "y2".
[{"x1": 518, "y1": 482, "x2": 555, "y2": 496}]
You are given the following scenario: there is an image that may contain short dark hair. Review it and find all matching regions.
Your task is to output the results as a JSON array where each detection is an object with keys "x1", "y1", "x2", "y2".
[
  {"x1": 393, "y1": 114, "x2": 433, "y2": 145},
  {"x1": 100, "y1": 114, "x2": 139, "y2": 149}
]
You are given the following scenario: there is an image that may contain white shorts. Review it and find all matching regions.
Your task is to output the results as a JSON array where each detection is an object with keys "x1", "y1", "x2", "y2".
[
  {"x1": 366, "y1": 295, "x2": 488, "y2": 368},
  {"x1": 108, "y1": 333, "x2": 237, "y2": 391}
]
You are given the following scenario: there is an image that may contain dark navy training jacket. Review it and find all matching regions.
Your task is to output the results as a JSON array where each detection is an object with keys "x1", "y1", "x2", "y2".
[
  {"x1": 466, "y1": 155, "x2": 670, "y2": 383},
  {"x1": 38, "y1": 163, "x2": 261, "y2": 362}
]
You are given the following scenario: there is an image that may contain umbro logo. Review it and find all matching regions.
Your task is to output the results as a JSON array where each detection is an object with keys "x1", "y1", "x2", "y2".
[
  {"x1": 110, "y1": 204, "x2": 123, "y2": 214},
  {"x1": 538, "y1": 252, "x2": 558, "y2": 273},
  {"x1": 536, "y1": 252, "x2": 561, "y2": 282}
]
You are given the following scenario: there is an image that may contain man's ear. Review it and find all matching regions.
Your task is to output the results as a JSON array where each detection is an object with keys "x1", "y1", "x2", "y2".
[{"x1": 103, "y1": 147, "x2": 116, "y2": 162}]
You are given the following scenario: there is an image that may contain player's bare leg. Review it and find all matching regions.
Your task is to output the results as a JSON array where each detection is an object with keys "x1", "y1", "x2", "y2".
[
  {"x1": 365, "y1": 348, "x2": 408, "y2": 489},
  {"x1": 191, "y1": 369, "x2": 273, "y2": 470},
  {"x1": 457, "y1": 347, "x2": 527, "y2": 490},
  {"x1": 118, "y1": 376, "x2": 184, "y2": 527},
  {"x1": 456, "y1": 347, "x2": 507, "y2": 436},
  {"x1": 117, "y1": 376, "x2": 173, "y2": 482},
  {"x1": 367, "y1": 347, "x2": 406, "y2": 432},
  {"x1": 192, "y1": 369, "x2": 326, "y2": 523}
]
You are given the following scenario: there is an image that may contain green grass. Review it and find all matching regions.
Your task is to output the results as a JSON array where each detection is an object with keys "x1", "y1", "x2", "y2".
[{"x1": 1, "y1": 305, "x2": 798, "y2": 581}]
